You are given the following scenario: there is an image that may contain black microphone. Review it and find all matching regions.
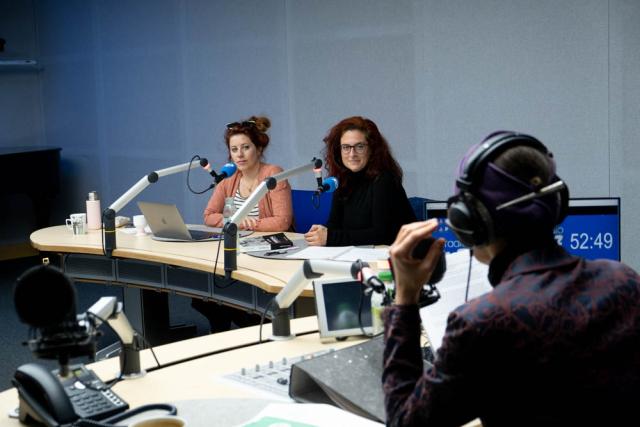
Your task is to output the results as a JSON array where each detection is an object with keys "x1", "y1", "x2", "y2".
[
  {"x1": 316, "y1": 176, "x2": 339, "y2": 194},
  {"x1": 14, "y1": 264, "x2": 96, "y2": 369},
  {"x1": 15, "y1": 264, "x2": 76, "y2": 328},
  {"x1": 199, "y1": 158, "x2": 218, "y2": 179},
  {"x1": 411, "y1": 238, "x2": 447, "y2": 285},
  {"x1": 314, "y1": 165, "x2": 323, "y2": 189}
]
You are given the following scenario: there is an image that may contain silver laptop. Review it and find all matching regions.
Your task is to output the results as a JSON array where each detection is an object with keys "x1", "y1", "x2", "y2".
[{"x1": 137, "y1": 201, "x2": 223, "y2": 242}]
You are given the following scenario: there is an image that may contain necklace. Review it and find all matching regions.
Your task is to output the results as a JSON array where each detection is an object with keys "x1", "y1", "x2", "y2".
[{"x1": 240, "y1": 177, "x2": 259, "y2": 197}]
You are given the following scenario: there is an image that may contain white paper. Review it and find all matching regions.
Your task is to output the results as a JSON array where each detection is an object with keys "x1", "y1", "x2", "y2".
[
  {"x1": 419, "y1": 249, "x2": 492, "y2": 351},
  {"x1": 333, "y1": 247, "x2": 389, "y2": 262},
  {"x1": 237, "y1": 403, "x2": 383, "y2": 427},
  {"x1": 286, "y1": 246, "x2": 352, "y2": 260}
]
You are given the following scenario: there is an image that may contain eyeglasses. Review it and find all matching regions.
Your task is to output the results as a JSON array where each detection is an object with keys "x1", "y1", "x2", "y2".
[
  {"x1": 226, "y1": 120, "x2": 256, "y2": 130},
  {"x1": 340, "y1": 143, "x2": 368, "y2": 154}
]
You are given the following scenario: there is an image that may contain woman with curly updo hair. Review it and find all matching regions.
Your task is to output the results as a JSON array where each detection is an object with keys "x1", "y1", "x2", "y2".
[
  {"x1": 305, "y1": 116, "x2": 415, "y2": 246},
  {"x1": 198, "y1": 116, "x2": 293, "y2": 332},
  {"x1": 203, "y1": 115, "x2": 292, "y2": 231}
]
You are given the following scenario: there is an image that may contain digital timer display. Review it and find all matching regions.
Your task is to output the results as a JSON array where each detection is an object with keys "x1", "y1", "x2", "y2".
[{"x1": 425, "y1": 198, "x2": 621, "y2": 261}]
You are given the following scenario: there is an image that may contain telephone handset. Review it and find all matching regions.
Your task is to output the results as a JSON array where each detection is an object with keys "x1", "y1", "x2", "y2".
[{"x1": 12, "y1": 363, "x2": 129, "y2": 427}]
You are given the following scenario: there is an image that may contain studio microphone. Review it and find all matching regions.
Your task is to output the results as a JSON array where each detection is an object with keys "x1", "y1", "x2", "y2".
[
  {"x1": 316, "y1": 176, "x2": 339, "y2": 194},
  {"x1": 216, "y1": 162, "x2": 237, "y2": 183},
  {"x1": 199, "y1": 158, "x2": 216, "y2": 177},
  {"x1": 313, "y1": 166, "x2": 323, "y2": 189},
  {"x1": 14, "y1": 263, "x2": 96, "y2": 370},
  {"x1": 199, "y1": 158, "x2": 237, "y2": 183}
]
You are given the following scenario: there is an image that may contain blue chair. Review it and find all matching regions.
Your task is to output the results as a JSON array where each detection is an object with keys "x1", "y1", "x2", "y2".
[
  {"x1": 291, "y1": 189, "x2": 333, "y2": 233},
  {"x1": 409, "y1": 196, "x2": 432, "y2": 221}
]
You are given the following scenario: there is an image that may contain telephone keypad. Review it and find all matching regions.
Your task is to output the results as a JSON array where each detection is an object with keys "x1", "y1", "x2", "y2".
[{"x1": 58, "y1": 364, "x2": 129, "y2": 420}]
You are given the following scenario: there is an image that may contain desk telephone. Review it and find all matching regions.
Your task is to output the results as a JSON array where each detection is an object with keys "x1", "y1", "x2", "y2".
[{"x1": 12, "y1": 363, "x2": 129, "y2": 426}]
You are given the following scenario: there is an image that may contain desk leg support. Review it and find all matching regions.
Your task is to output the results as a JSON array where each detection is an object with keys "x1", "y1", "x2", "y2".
[{"x1": 123, "y1": 288, "x2": 197, "y2": 346}]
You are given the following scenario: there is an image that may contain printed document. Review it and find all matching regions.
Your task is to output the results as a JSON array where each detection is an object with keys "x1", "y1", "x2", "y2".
[{"x1": 420, "y1": 249, "x2": 491, "y2": 351}]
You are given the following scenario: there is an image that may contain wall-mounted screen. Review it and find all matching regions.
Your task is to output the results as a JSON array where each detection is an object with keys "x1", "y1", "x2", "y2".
[{"x1": 425, "y1": 198, "x2": 621, "y2": 261}]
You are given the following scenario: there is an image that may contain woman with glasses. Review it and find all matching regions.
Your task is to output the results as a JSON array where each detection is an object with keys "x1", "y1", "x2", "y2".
[
  {"x1": 305, "y1": 116, "x2": 416, "y2": 246},
  {"x1": 203, "y1": 116, "x2": 293, "y2": 232},
  {"x1": 197, "y1": 116, "x2": 292, "y2": 332}
]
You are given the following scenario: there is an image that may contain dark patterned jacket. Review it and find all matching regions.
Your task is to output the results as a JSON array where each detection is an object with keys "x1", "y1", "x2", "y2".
[{"x1": 383, "y1": 242, "x2": 640, "y2": 426}]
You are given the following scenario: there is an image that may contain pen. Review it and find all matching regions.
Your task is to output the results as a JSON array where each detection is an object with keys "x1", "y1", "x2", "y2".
[{"x1": 265, "y1": 250, "x2": 287, "y2": 256}]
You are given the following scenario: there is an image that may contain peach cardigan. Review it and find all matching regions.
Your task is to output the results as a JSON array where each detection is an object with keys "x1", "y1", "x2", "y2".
[{"x1": 203, "y1": 162, "x2": 293, "y2": 232}]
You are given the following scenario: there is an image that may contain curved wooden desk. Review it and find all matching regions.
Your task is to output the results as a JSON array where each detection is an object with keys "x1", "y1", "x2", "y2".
[
  {"x1": 31, "y1": 226, "x2": 310, "y2": 295},
  {"x1": 0, "y1": 318, "x2": 345, "y2": 427},
  {"x1": 30, "y1": 226, "x2": 317, "y2": 345}
]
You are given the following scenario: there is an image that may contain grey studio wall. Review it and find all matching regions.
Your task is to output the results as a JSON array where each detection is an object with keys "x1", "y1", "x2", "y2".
[{"x1": 1, "y1": 0, "x2": 639, "y2": 268}]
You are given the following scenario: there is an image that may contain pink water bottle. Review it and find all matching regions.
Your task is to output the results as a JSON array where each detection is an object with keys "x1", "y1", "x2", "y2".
[{"x1": 86, "y1": 191, "x2": 102, "y2": 230}]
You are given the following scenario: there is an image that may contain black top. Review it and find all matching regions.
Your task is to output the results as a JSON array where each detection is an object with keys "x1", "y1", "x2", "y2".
[{"x1": 326, "y1": 170, "x2": 416, "y2": 246}]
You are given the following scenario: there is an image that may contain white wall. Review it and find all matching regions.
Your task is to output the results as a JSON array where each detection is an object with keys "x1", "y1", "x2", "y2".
[{"x1": 2, "y1": 0, "x2": 639, "y2": 268}]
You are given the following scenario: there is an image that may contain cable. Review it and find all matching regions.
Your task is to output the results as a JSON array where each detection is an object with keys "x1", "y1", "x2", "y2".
[
  {"x1": 101, "y1": 218, "x2": 106, "y2": 257},
  {"x1": 258, "y1": 298, "x2": 276, "y2": 343},
  {"x1": 85, "y1": 312, "x2": 163, "y2": 377},
  {"x1": 186, "y1": 155, "x2": 215, "y2": 194},
  {"x1": 357, "y1": 287, "x2": 375, "y2": 338},
  {"x1": 464, "y1": 249, "x2": 473, "y2": 303},
  {"x1": 72, "y1": 403, "x2": 178, "y2": 427},
  {"x1": 139, "y1": 334, "x2": 162, "y2": 370}
]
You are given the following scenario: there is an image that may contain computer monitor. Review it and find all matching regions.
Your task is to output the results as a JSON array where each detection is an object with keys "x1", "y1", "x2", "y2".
[
  {"x1": 425, "y1": 197, "x2": 621, "y2": 261},
  {"x1": 313, "y1": 277, "x2": 373, "y2": 341}
]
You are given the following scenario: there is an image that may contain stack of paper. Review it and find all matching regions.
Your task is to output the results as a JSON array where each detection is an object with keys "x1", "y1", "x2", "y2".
[
  {"x1": 419, "y1": 249, "x2": 491, "y2": 351},
  {"x1": 287, "y1": 246, "x2": 389, "y2": 262}
]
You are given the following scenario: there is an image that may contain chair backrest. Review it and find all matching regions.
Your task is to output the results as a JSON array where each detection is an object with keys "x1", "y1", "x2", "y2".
[
  {"x1": 291, "y1": 189, "x2": 333, "y2": 233},
  {"x1": 408, "y1": 196, "x2": 435, "y2": 221}
]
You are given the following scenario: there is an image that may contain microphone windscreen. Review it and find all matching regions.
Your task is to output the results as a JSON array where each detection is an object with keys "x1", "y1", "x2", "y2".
[
  {"x1": 199, "y1": 158, "x2": 209, "y2": 168},
  {"x1": 220, "y1": 162, "x2": 237, "y2": 177},
  {"x1": 14, "y1": 265, "x2": 77, "y2": 328},
  {"x1": 323, "y1": 177, "x2": 339, "y2": 193}
]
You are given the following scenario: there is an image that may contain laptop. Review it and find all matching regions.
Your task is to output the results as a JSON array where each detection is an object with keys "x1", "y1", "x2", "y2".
[{"x1": 137, "y1": 201, "x2": 223, "y2": 242}]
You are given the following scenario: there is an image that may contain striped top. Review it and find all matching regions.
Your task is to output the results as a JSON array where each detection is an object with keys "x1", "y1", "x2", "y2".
[{"x1": 233, "y1": 189, "x2": 259, "y2": 218}]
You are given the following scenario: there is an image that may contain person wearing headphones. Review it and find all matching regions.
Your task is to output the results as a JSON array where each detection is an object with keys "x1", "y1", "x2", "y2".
[
  {"x1": 304, "y1": 116, "x2": 416, "y2": 246},
  {"x1": 383, "y1": 131, "x2": 640, "y2": 426}
]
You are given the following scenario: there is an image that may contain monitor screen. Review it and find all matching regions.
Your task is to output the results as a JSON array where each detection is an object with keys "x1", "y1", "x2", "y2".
[
  {"x1": 313, "y1": 277, "x2": 372, "y2": 341},
  {"x1": 425, "y1": 197, "x2": 621, "y2": 261}
]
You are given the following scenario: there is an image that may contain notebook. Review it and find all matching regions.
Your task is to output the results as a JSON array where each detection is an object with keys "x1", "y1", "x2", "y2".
[{"x1": 137, "y1": 201, "x2": 223, "y2": 242}]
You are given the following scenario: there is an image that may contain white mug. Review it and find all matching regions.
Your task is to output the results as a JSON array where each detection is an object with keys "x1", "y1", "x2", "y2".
[
  {"x1": 65, "y1": 213, "x2": 87, "y2": 235},
  {"x1": 133, "y1": 214, "x2": 148, "y2": 236},
  {"x1": 129, "y1": 416, "x2": 187, "y2": 427}
]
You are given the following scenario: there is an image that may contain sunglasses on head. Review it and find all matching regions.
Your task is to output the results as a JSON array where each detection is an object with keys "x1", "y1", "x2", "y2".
[{"x1": 226, "y1": 120, "x2": 256, "y2": 130}]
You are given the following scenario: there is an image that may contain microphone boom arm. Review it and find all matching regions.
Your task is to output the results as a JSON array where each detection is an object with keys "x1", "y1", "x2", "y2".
[
  {"x1": 222, "y1": 158, "x2": 323, "y2": 279},
  {"x1": 271, "y1": 259, "x2": 371, "y2": 340},
  {"x1": 85, "y1": 297, "x2": 144, "y2": 377},
  {"x1": 103, "y1": 161, "x2": 202, "y2": 257}
]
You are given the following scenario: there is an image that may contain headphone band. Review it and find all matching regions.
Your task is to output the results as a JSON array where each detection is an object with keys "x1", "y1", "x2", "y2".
[
  {"x1": 448, "y1": 131, "x2": 569, "y2": 247},
  {"x1": 457, "y1": 132, "x2": 551, "y2": 192}
]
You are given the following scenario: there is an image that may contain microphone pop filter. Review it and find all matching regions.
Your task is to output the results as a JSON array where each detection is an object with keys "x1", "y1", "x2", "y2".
[{"x1": 14, "y1": 264, "x2": 77, "y2": 328}]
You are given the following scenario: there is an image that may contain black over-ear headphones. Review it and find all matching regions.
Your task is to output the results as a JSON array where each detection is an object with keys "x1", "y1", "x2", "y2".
[{"x1": 447, "y1": 132, "x2": 569, "y2": 247}]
